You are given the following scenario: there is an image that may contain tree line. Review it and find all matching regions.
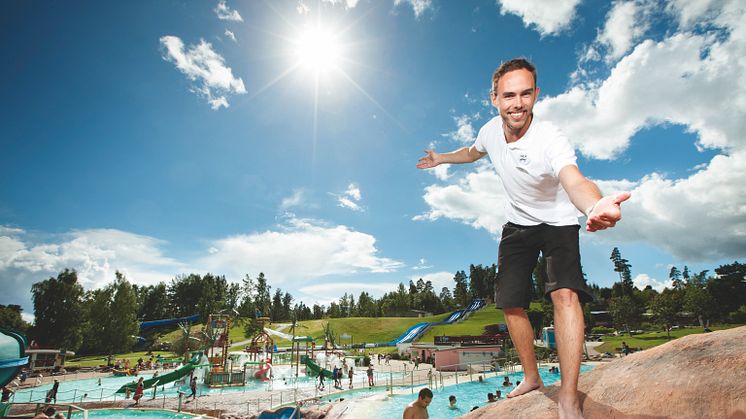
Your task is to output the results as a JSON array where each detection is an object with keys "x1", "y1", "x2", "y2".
[{"x1": 0, "y1": 254, "x2": 742, "y2": 354}]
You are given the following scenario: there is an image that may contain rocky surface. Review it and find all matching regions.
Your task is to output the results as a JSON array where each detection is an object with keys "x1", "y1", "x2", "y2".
[{"x1": 463, "y1": 326, "x2": 746, "y2": 419}]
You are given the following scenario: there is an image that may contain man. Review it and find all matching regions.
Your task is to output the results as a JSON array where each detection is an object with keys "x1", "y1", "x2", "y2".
[
  {"x1": 403, "y1": 387, "x2": 433, "y2": 419},
  {"x1": 417, "y1": 57, "x2": 629, "y2": 419}
]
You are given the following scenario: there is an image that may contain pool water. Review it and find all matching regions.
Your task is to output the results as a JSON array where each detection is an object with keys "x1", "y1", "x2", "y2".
[
  {"x1": 373, "y1": 365, "x2": 594, "y2": 419},
  {"x1": 70, "y1": 408, "x2": 206, "y2": 418},
  {"x1": 12, "y1": 365, "x2": 402, "y2": 403}
]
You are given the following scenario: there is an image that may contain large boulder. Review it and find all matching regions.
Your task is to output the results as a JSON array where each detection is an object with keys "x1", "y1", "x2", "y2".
[{"x1": 463, "y1": 326, "x2": 746, "y2": 419}]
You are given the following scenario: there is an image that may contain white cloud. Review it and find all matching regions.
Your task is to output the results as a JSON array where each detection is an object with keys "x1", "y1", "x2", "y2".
[
  {"x1": 281, "y1": 189, "x2": 306, "y2": 210},
  {"x1": 199, "y1": 217, "x2": 403, "y2": 288},
  {"x1": 394, "y1": 0, "x2": 433, "y2": 19},
  {"x1": 224, "y1": 29, "x2": 237, "y2": 43},
  {"x1": 409, "y1": 271, "x2": 455, "y2": 291},
  {"x1": 298, "y1": 281, "x2": 398, "y2": 305},
  {"x1": 345, "y1": 183, "x2": 362, "y2": 201},
  {"x1": 0, "y1": 226, "x2": 24, "y2": 235},
  {"x1": 322, "y1": 0, "x2": 360, "y2": 9},
  {"x1": 334, "y1": 183, "x2": 364, "y2": 212},
  {"x1": 160, "y1": 36, "x2": 247, "y2": 110},
  {"x1": 597, "y1": 1, "x2": 651, "y2": 62},
  {"x1": 214, "y1": 1, "x2": 243, "y2": 22},
  {"x1": 496, "y1": 0, "x2": 582, "y2": 36},
  {"x1": 414, "y1": 167, "x2": 507, "y2": 236},
  {"x1": 0, "y1": 228, "x2": 185, "y2": 313},
  {"x1": 297, "y1": 0, "x2": 310, "y2": 14},
  {"x1": 447, "y1": 114, "x2": 478, "y2": 144},
  {"x1": 412, "y1": 258, "x2": 433, "y2": 270},
  {"x1": 633, "y1": 273, "x2": 669, "y2": 292}
]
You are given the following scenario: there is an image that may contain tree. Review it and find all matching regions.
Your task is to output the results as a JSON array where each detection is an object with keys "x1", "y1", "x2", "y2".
[
  {"x1": 684, "y1": 283, "x2": 716, "y2": 329},
  {"x1": 650, "y1": 289, "x2": 680, "y2": 338},
  {"x1": 271, "y1": 289, "x2": 284, "y2": 321},
  {"x1": 107, "y1": 272, "x2": 139, "y2": 354},
  {"x1": 439, "y1": 287, "x2": 454, "y2": 312},
  {"x1": 669, "y1": 266, "x2": 683, "y2": 291},
  {"x1": 0, "y1": 304, "x2": 30, "y2": 332},
  {"x1": 608, "y1": 295, "x2": 643, "y2": 335},
  {"x1": 254, "y1": 273, "x2": 271, "y2": 317},
  {"x1": 453, "y1": 271, "x2": 469, "y2": 307},
  {"x1": 31, "y1": 269, "x2": 85, "y2": 351},
  {"x1": 136, "y1": 283, "x2": 171, "y2": 320},
  {"x1": 709, "y1": 261, "x2": 746, "y2": 318},
  {"x1": 610, "y1": 248, "x2": 633, "y2": 296},
  {"x1": 532, "y1": 257, "x2": 548, "y2": 301}
]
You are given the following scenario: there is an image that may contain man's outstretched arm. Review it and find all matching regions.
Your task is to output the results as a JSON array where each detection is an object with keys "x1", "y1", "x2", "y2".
[
  {"x1": 416, "y1": 146, "x2": 486, "y2": 169},
  {"x1": 559, "y1": 165, "x2": 631, "y2": 232}
]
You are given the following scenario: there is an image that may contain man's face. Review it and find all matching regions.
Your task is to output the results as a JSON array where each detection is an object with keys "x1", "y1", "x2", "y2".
[
  {"x1": 420, "y1": 396, "x2": 433, "y2": 408},
  {"x1": 492, "y1": 68, "x2": 539, "y2": 135}
]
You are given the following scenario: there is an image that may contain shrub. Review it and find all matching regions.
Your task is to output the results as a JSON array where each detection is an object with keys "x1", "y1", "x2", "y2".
[{"x1": 591, "y1": 326, "x2": 614, "y2": 335}]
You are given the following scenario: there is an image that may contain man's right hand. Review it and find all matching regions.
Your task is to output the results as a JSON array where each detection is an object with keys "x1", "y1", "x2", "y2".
[{"x1": 416, "y1": 149, "x2": 441, "y2": 169}]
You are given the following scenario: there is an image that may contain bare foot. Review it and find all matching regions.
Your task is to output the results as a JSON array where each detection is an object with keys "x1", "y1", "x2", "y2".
[
  {"x1": 557, "y1": 392, "x2": 584, "y2": 419},
  {"x1": 506, "y1": 379, "x2": 543, "y2": 398}
]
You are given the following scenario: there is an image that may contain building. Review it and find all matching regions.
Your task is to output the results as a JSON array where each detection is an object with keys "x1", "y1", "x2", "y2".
[{"x1": 25, "y1": 349, "x2": 75, "y2": 372}]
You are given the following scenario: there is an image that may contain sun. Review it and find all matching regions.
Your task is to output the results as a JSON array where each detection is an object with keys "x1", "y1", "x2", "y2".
[{"x1": 294, "y1": 25, "x2": 342, "y2": 73}]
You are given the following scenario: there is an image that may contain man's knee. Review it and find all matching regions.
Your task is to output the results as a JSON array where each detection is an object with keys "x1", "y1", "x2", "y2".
[
  {"x1": 503, "y1": 307, "x2": 526, "y2": 317},
  {"x1": 550, "y1": 288, "x2": 579, "y2": 307}
]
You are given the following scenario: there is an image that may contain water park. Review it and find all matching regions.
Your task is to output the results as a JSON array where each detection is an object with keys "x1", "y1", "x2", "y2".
[{"x1": 0, "y1": 298, "x2": 588, "y2": 418}]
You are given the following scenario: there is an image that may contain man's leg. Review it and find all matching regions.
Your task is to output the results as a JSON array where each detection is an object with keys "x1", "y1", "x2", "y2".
[
  {"x1": 551, "y1": 288, "x2": 585, "y2": 419},
  {"x1": 504, "y1": 307, "x2": 543, "y2": 397}
]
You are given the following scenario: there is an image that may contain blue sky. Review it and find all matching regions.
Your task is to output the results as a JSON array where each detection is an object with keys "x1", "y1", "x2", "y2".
[{"x1": 2, "y1": 0, "x2": 744, "y2": 321}]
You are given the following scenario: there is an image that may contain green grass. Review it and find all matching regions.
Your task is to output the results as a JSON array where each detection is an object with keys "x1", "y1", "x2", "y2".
[
  {"x1": 595, "y1": 324, "x2": 743, "y2": 353},
  {"x1": 66, "y1": 351, "x2": 175, "y2": 368},
  {"x1": 229, "y1": 313, "x2": 451, "y2": 350}
]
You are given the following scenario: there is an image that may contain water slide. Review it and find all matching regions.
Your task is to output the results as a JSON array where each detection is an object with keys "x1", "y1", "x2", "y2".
[
  {"x1": 115, "y1": 353, "x2": 206, "y2": 394},
  {"x1": 387, "y1": 322, "x2": 430, "y2": 345},
  {"x1": 300, "y1": 355, "x2": 333, "y2": 379},
  {"x1": 0, "y1": 329, "x2": 28, "y2": 386},
  {"x1": 139, "y1": 314, "x2": 200, "y2": 330},
  {"x1": 380, "y1": 299, "x2": 486, "y2": 346},
  {"x1": 263, "y1": 327, "x2": 314, "y2": 343},
  {"x1": 258, "y1": 406, "x2": 301, "y2": 419},
  {"x1": 254, "y1": 363, "x2": 272, "y2": 381}
]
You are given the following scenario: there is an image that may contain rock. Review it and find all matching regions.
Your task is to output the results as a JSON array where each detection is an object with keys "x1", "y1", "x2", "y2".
[{"x1": 462, "y1": 326, "x2": 746, "y2": 419}]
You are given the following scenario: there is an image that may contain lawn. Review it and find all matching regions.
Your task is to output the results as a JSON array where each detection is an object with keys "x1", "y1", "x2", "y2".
[
  {"x1": 595, "y1": 324, "x2": 743, "y2": 353},
  {"x1": 66, "y1": 350, "x2": 174, "y2": 368}
]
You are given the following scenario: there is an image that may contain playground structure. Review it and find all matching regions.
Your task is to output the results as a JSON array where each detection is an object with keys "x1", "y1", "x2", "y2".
[
  {"x1": 204, "y1": 313, "x2": 246, "y2": 387},
  {"x1": 115, "y1": 351, "x2": 208, "y2": 394}
]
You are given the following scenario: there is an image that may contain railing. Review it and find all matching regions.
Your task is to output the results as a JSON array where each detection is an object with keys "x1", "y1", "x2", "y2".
[{"x1": 4, "y1": 402, "x2": 88, "y2": 418}]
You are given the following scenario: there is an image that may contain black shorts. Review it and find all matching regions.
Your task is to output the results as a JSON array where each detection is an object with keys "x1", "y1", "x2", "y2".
[{"x1": 495, "y1": 222, "x2": 594, "y2": 309}]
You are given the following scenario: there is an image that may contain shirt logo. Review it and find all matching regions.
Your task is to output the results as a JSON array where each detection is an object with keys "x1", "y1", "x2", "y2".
[{"x1": 518, "y1": 153, "x2": 529, "y2": 165}]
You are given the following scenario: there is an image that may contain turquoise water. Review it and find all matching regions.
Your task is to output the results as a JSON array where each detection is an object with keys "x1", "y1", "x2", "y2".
[
  {"x1": 12, "y1": 366, "x2": 402, "y2": 403},
  {"x1": 70, "y1": 409, "x2": 205, "y2": 418},
  {"x1": 374, "y1": 365, "x2": 593, "y2": 419}
]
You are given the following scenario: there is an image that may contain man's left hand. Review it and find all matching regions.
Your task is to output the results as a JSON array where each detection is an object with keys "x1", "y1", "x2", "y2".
[{"x1": 586, "y1": 192, "x2": 631, "y2": 232}]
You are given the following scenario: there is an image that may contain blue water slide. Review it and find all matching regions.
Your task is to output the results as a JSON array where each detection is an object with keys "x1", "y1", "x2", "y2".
[
  {"x1": 139, "y1": 314, "x2": 200, "y2": 330},
  {"x1": 258, "y1": 406, "x2": 301, "y2": 418},
  {"x1": 388, "y1": 322, "x2": 430, "y2": 345},
  {"x1": 442, "y1": 309, "x2": 464, "y2": 324}
]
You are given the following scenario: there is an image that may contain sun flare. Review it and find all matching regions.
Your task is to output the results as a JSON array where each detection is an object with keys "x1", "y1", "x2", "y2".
[{"x1": 295, "y1": 26, "x2": 341, "y2": 73}]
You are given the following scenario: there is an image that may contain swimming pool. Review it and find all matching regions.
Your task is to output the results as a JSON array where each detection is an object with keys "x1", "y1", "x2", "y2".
[
  {"x1": 12, "y1": 365, "x2": 404, "y2": 403},
  {"x1": 69, "y1": 408, "x2": 208, "y2": 418},
  {"x1": 371, "y1": 365, "x2": 594, "y2": 419}
]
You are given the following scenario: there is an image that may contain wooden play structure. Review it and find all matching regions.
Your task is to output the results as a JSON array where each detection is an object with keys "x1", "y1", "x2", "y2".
[{"x1": 204, "y1": 313, "x2": 246, "y2": 387}]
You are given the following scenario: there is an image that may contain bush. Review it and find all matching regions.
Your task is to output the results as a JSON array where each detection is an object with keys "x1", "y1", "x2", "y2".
[
  {"x1": 591, "y1": 326, "x2": 615, "y2": 335},
  {"x1": 362, "y1": 355, "x2": 371, "y2": 366},
  {"x1": 389, "y1": 352, "x2": 402, "y2": 360},
  {"x1": 728, "y1": 305, "x2": 746, "y2": 323}
]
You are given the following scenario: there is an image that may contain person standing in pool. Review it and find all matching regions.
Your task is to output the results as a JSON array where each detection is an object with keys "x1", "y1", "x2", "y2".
[
  {"x1": 403, "y1": 387, "x2": 433, "y2": 419},
  {"x1": 417, "y1": 57, "x2": 629, "y2": 419},
  {"x1": 348, "y1": 365, "x2": 354, "y2": 389}
]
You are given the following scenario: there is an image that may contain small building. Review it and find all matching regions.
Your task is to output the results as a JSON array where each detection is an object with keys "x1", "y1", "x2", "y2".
[
  {"x1": 433, "y1": 345, "x2": 503, "y2": 371},
  {"x1": 25, "y1": 349, "x2": 75, "y2": 372},
  {"x1": 406, "y1": 309, "x2": 433, "y2": 318}
]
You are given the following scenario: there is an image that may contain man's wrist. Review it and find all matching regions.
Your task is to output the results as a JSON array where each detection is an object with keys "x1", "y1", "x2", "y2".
[{"x1": 585, "y1": 199, "x2": 601, "y2": 217}]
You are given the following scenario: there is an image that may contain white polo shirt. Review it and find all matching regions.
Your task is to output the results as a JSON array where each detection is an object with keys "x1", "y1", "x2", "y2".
[{"x1": 473, "y1": 115, "x2": 581, "y2": 226}]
